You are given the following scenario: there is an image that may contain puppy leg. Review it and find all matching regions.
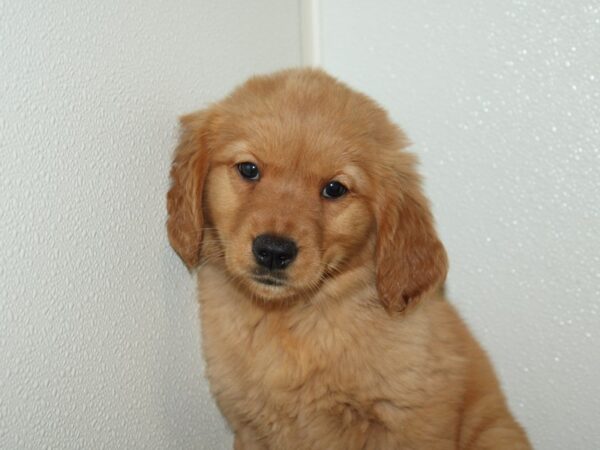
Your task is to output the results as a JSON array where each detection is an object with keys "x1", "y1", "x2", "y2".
[
  {"x1": 233, "y1": 427, "x2": 267, "y2": 450},
  {"x1": 459, "y1": 396, "x2": 532, "y2": 450},
  {"x1": 462, "y1": 422, "x2": 531, "y2": 450}
]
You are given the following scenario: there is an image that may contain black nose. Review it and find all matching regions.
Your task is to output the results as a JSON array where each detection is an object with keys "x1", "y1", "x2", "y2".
[{"x1": 252, "y1": 234, "x2": 298, "y2": 270}]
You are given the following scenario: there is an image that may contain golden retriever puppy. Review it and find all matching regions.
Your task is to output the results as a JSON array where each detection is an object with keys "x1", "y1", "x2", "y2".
[{"x1": 167, "y1": 68, "x2": 531, "y2": 449}]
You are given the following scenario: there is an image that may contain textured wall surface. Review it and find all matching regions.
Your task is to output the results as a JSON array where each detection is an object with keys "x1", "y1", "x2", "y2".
[
  {"x1": 0, "y1": 1, "x2": 301, "y2": 448},
  {"x1": 320, "y1": 1, "x2": 599, "y2": 449}
]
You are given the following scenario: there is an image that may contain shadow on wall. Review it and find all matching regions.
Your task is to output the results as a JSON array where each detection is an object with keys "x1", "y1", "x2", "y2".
[{"x1": 157, "y1": 243, "x2": 232, "y2": 448}]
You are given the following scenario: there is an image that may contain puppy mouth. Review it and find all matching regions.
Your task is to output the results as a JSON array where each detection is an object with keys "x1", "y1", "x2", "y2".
[
  {"x1": 252, "y1": 276, "x2": 285, "y2": 287},
  {"x1": 251, "y1": 268, "x2": 287, "y2": 287}
]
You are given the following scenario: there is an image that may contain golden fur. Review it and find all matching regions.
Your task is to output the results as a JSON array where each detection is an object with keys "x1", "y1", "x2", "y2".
[{"x1": 167, "y1": 69, "x2": 531, "y2": 449}]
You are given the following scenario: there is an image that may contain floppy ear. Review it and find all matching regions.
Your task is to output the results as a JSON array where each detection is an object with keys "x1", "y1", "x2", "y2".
[
  {"x1": 166, "y1": 111, "x2": 212, "y2": 268},
  {"x1": 375, "y1": 164, "x2": 448, "y2": 312}
]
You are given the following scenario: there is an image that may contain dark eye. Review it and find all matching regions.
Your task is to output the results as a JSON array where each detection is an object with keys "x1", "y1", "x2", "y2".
[
  {"x1": 237, "y1": 162, "x2": 260, "y2": 180},
  {"x1": 322, "y1": 180, "x2": 348, "y2": 199}
]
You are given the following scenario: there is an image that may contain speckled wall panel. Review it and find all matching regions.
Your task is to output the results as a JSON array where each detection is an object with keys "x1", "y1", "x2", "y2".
[
  {"x1": 320, "y1": 1, "x2": 600, "y2": 449},
  {"x1": 0, "y1": 1, "x2": 301, "y2": 448}
]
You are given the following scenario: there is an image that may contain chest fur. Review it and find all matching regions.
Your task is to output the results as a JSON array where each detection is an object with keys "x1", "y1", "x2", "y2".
[
  {"x1": 201, "y1": 291, "x2": 431, "y2": 425},
  {"x1": 196, "y1": 270, "x2": 464, "y2": 448}
]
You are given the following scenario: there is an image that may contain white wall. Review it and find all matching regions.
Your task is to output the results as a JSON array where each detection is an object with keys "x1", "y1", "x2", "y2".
[
  {"x1": 0, "y1": 1, "x2": 301, "y2": 448},
  {"x1": 3, "y1": 1, "x2": 599, "y2": 449},
  {"x1": 320, "y1": 1, "x2": 599, "y2": 449}
]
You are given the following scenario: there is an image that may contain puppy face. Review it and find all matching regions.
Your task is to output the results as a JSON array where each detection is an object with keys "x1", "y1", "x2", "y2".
[
  {"x1": 167, "y1": 69, "x2": 447, "y2": 310},
  {"x1": 203, "y1": 125, "x2": 374, "y2": 301}
]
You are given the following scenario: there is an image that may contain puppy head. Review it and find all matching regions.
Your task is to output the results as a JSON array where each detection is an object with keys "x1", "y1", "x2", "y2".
[{"x1": 167, "y1": 69, "x2": 447, "y2": 310}]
